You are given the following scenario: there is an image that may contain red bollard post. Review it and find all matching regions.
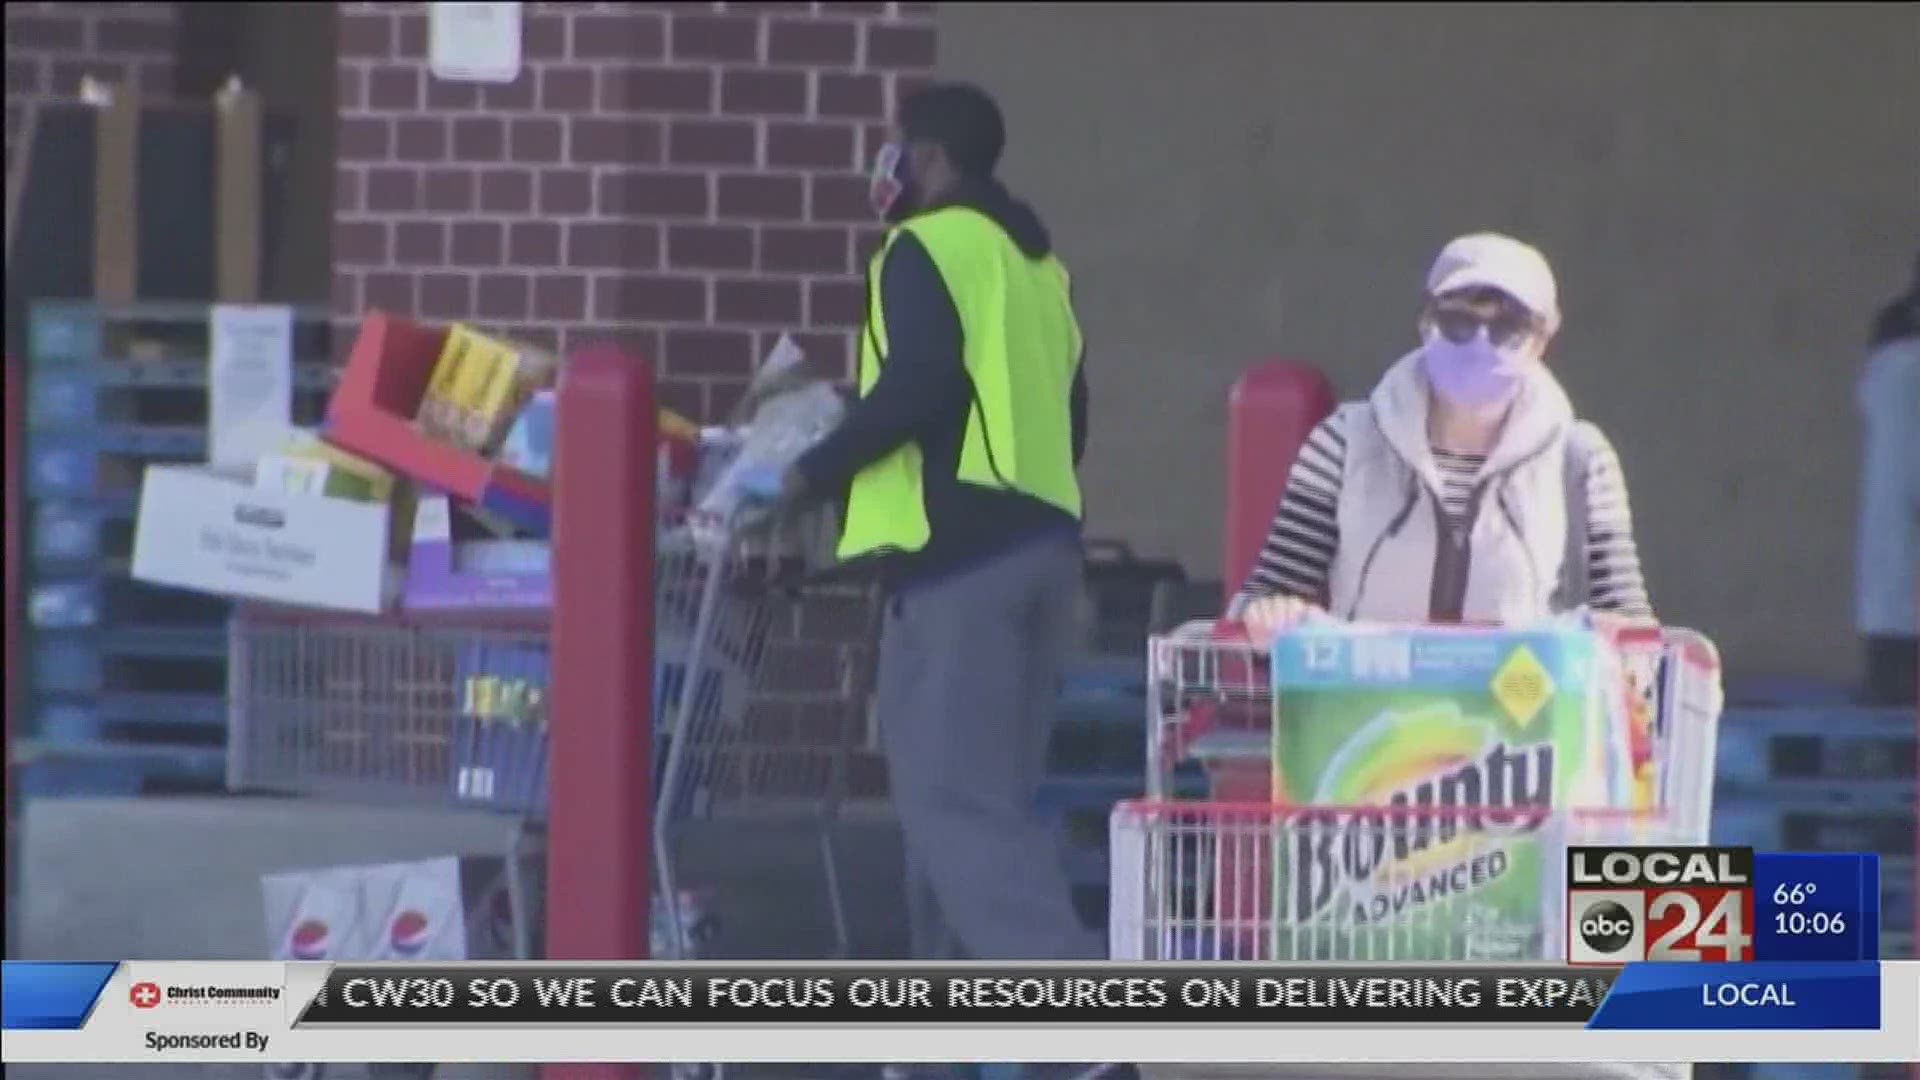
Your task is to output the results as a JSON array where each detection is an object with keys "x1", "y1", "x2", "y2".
[
  {"x1": 545, "y1": 347, "x2": 654, "y2": 1080},
  {"x1": 1222, "y1": 360, "x2": 1336, "y2": 604}
]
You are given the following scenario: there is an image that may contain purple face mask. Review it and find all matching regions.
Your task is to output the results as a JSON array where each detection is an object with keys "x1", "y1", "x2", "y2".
[{"x1": 1421, "y1": 327, "x2": 1527, "y2": 408}]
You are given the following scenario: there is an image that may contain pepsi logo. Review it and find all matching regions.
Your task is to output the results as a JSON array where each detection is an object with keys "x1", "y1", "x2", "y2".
[
  {"x1": 289, "y1": 918, "x2": 330, "y2": 961},
  {"x1": 389, "y1": 909, "x2": 431, "y2": 957}
]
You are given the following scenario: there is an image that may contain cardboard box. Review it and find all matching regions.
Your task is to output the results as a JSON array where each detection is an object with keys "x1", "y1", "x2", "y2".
[
  {"x1": 453, "y1": 639, "x2": 552, "y2": 815},
  {"x1": 360, "y1": 855, "x2": 519, "y2": 962},
  {"x1": 262, "y1": 863, "x2": 368, "y2": 962},
  {"x1": 325, "y1": 313, "x2": 551, "y2": 534},
  {"x1": 130, "y1": 463, "x2": 395, "y2": 613},
  {"x1": 262, "y1": 855, "x2": 523, "y2": 964},
  {"x1": 403, "y1": 493, "x2": 550, "y2": 611}
]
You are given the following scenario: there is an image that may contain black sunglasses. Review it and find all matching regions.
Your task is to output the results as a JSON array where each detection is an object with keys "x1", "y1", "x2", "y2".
[{"x1": 1430, "y1": 306, "x2": 1541, "y2": 348}]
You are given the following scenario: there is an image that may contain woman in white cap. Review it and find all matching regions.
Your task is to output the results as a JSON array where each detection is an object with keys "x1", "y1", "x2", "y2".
[{"x1": 1233, "y1": 232, "x2": 1652, "y2": 635}]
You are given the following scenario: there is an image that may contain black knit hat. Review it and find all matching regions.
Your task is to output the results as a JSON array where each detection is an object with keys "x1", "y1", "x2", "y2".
[{"x1": 900, "y1": 82, "x2": 1005, "y2": 179}]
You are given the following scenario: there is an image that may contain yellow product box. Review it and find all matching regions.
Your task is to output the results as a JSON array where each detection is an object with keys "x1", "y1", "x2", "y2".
[
  {"x1": 468, "y1": 342, "x2": 559, "y2": 455},
  {"x1": 441, "y1": 329, "x2": 508, "y2": 449},
  {"x1": 466, "y1": 349, "x2": 529, "y2": 452},
  {"x1": 250, "y1": 434, "x2": 417, "y2": 564},
  {"x1": 270, "y1": 435, "x2": 399, "y2": 505},
  {"x1": 418, "y1": 330, "x2": 471, "y2": 439}
]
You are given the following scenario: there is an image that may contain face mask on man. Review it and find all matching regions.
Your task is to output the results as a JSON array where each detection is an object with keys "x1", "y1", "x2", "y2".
[
  {"x1": 1421, "y1": 324, "x2": 1530, "y2": 408},
  {"x1": 869, "y1": 141, "x2": 917, "y2": 224}
]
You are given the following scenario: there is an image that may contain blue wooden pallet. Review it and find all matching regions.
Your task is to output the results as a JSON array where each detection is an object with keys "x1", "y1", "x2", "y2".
[
  {"x1": 14, "y1": 741, "x2": 227, "y2": 798},
  {"x1": 1716, "y1": 705, "x2": 1915, "y2": 802},
  {"x1": 1712, "y1": 794, "x2": 1915, "y2": 857},
  {"x1": 34, "y1": 692, "x2": 227, "y2": 739},
  {"x1": 1060, "y1": 655, "x2": 1146, "y2": 700},
  {"x1": 1883, "y1": 861, "x2": 1914, "y2": 934},
  {"x1": 1035, "y1": 771, "x2": 1208, "y2": 817},
  {"x1": 28, "y1": 497, "x2": 138, "y2": 567},
  {"x1": 26, "y1": 426, "x2": 208, "y2": 499},
  {"x1": 28, "y1": 299, "x2": 334, "y2": 364},
  {"x1": 28, "y1": 360, "x2": 335, "y2": 427},
  {"x1": 27, "y1": 576, "x2": 230, "y2": 633},
  {"x1": 32, "y1": 625, "x2": 229, "y2": 693},
  {"x1": 1048, "y1": 715, "x2": 1146, "y2": 776},
  {"x1": 1062, "y1": 843, "x2": 1110, "y2": 890}
]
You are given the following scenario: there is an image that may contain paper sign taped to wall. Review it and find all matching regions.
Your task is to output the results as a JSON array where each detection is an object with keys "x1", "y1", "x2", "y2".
[
  {"x1": 208, "y1": 304, "x2": 294, "y2": 472},
  {"x1": 430, "y1": 2, "x2": 524, "y2": 84}
]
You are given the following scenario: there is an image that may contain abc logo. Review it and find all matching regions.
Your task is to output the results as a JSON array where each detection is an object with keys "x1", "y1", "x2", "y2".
[{"x1": 1578, "y1": 899, "x2": 1637, "y2": 955}]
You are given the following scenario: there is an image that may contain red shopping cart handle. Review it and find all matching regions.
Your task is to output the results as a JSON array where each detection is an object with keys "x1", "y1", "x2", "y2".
[{"x1": 1209, "y1": 618, "x2": 1252, "y2": 642}]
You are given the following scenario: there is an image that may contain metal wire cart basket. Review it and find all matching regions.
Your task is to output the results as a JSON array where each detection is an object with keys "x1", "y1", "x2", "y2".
[
  {"x1": 1112, "y1": 619, "x2": 1723, "y2": 962},
  {"x1": 1110, "y1": 620, "x2": 1723, "y2": 1080},
  {"x1": 226, "y1": 506, "x2": 876, "y2": 965}
]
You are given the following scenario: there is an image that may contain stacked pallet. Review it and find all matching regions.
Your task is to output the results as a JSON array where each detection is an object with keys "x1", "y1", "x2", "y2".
[
  {"x1": 1702, "y1": 686, "x2": 1915, "y2": 1080},
  {"x1": 1711, "y1": 694, "x2": 1917, "y2": 963},
  {"x1": 1040, "y1": 566, "x2": 1222, "y2": 932},
  {"x1": 18, "y1": 300, "x2": 335, "y2": 796},
  {"x1": 1039, "y1": 657, "x2": 1195, "y2": 930}
]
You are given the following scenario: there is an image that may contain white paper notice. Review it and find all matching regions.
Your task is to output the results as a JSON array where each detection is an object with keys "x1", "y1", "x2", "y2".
[
  {"x1": 208, "y1": 304, "x2": 294, "y2": 472},
  {"x1": 429, "y1": 2, "x2": 523, "y2": 84}
]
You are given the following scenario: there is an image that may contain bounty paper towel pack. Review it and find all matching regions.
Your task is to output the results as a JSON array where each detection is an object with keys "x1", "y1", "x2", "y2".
[{"x1": 1269, "y1": 621, "x2": 1635, "y2": 960}]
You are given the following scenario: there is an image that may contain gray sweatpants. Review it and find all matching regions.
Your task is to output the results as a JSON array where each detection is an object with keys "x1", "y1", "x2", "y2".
[{"x1": 875, "y1": 532, "x2": 1105, "y2": 962}]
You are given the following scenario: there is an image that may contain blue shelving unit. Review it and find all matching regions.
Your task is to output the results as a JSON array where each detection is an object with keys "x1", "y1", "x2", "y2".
[{"x1": 17, "y1": 301, "x2": 335, "y2": 796}]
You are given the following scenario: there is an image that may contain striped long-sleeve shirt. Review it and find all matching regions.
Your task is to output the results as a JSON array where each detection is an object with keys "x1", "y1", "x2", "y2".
[{"x1": 1237, "y1": 411, "x2": 1653, "y2": 617}]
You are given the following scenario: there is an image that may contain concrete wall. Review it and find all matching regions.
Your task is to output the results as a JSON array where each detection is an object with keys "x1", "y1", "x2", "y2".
[{"x1": 940, "y1": 3, "x2": 1920, "y2": 679}]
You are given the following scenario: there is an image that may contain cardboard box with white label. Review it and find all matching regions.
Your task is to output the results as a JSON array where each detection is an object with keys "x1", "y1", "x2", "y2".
[{"x1": 130, "y1": 463, "x2": 396, "y2": 613}]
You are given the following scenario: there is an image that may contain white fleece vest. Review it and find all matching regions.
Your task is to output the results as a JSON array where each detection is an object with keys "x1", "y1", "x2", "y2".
[{"x1": 1326, "y1": 350, "x2": 1589, "y2": 624}]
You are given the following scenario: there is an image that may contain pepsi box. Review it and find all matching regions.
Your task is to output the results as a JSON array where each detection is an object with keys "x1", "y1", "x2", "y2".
[
  {"x1": 359, "y1": 855, "x2": 523, "y2": 963},
  {"x1": 262, "y1": 854, "x2": 529, "y2": 965},
  {"x1": 262, "y1": 863, "x2": 367, "y2": 962}
]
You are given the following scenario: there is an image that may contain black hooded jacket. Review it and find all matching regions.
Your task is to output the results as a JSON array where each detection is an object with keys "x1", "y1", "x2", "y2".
[{"x1": 793, "y1": 180, "x2": 1089, "y2": 587}]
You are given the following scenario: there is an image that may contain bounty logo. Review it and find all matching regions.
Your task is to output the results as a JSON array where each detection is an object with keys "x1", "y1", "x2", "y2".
[
  {"x1": 288, "y1": 918, "x2": 331, "y2": 961},
  {"x1": 1290, "y1": 704, "x2": 1554, "y2": 924},
  {"x1": 389, "y1": 910, "x2": 431, "y2": 957}
]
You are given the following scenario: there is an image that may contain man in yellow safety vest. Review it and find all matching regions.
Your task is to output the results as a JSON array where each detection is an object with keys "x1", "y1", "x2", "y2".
[{"x1": 782, "y1": 85, "x2": 1119, "y2": 1078}]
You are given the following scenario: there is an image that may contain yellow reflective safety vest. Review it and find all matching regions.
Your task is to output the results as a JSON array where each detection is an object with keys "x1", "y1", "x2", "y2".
[{"x1": 836, "y1": 206, "x2": 1084, "y2": 561}]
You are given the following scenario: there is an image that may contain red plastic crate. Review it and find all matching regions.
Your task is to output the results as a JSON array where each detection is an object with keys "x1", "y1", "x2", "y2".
[{"x1": 324, "y1": 312, "x2": 552, "y2": 533}]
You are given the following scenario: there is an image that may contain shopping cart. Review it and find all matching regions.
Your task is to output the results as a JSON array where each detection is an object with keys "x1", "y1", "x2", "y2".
[
  {"x1": 1110, "y1": 619, "x2": 1723, "y2": 1080},
  {"x1": 226, "y1": 504, "x2": 877, "y2": 965}
]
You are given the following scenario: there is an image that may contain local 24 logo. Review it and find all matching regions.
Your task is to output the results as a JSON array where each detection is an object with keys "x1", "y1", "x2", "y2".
[{"x1": 1567, "y1": 845, "x2": 1756, "y2": 964}]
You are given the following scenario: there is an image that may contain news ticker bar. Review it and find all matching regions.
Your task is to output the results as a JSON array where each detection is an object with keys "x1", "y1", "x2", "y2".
[
  {"x1": 0, "y1": 960, "x2": 1887, "y2": 1031},
  {"x1": 5, "y1": 962, "x2": 1917, "y2": 1066}
]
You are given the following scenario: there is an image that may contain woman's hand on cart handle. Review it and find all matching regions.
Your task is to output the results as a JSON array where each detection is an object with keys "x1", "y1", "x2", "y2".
[{"x1": 1240, "y1": 594, "x2": 1330, "y2": 645}]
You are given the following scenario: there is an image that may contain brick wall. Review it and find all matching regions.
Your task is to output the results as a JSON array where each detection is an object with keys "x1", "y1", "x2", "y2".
[
  {"x1": 332, "y1": 1, "x2": 935, "y2": 420},
  {"x1": 333, "y1": 2, "x2": 935, "y2": 800},
  {"x1": 5, "y1": 2, "x2": 176, "y2": 175}
]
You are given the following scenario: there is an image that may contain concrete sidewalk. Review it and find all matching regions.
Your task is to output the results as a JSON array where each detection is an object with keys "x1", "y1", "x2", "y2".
[{"x1": 10, "y1": 793, "x2": 911, "y2": 1080}]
